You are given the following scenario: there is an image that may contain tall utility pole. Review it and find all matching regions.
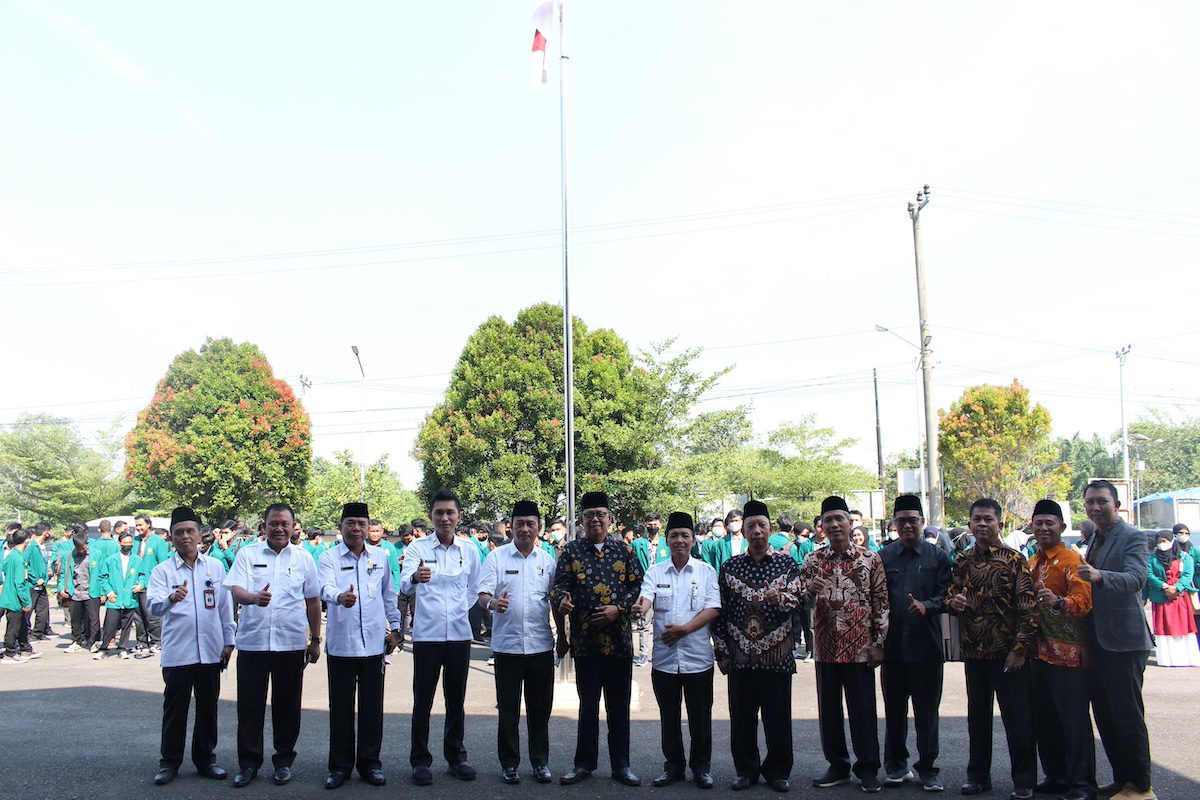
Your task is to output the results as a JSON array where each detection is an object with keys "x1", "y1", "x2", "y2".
[
  {"x1": 908, "y1": 185, "x2": 944, "y2": 526},
  {"x1": 1117, "y1": 344, "x2": 1131, "y2": 482},
  {"x1": 351, "y1": 346, "x2": 366, "y2": 502},
  {"x1": 873, "y1": 368, "x2": 884, "y2": 491}
]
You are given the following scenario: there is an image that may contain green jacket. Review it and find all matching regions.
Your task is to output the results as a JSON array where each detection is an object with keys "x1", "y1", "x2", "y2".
[
  {"x1": 134, "y1": 534, "x2": 168, "y2": 573},
  {"x1": 91, "y1": 536, "x2": 119, "y2": 566},
  {"x1": 790, "y1": 537, "x2": 815, "y2": 564},
  {"x1": 632, "y1": 538, "x2": 651, "y2": 572},
  {"x1": 701, "y1": 534, "x2": 732, "y2": 573},
  {"x1": 0, "y1": 548, "x2": 31, "y2": 611},
  {"x1": 85, "y1": 551, "x2": 109, "y2": 600},
  {"x1": 303, "y1": 540, "x2": 327, "y2": 564},
  {"x1": 97, "y1": 552, "x2": 147, "y2": 609},
  {"x1": 1145, "y1": 552, "x2": 1194, "y2": 606},
  {"x1": 24, "y1": 542, "x2": 48, "y2": 589},
  {"x1": 50, "y1": 539, "x2": 72, "y2": 578},
  {"x1": 379, "y1": 540, "x2": 402, "y2": 592}
]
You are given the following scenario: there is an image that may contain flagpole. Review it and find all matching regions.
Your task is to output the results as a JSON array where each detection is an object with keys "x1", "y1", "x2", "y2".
[{"x1": 558, "y1": 0, "x2": 576, "y2": 539}]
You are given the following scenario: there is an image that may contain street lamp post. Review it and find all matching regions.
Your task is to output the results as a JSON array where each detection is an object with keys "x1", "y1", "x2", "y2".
[
  {"x1": 351, "y1": 345, "x2": 366, "y2": 503},
  {"x1": 907, "y1": 185, "x2": 944, "y2": 527},
  {"x1": 875, "y1": 324, "x2": 928, "y2": 515}
]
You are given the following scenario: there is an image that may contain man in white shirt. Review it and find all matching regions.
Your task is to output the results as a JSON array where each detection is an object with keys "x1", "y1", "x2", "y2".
[
  {"x1": 399, "y1": 488, "x2": 483, "y2": 786},
  {"x1": 634, "y1": 512, "x2": 721, "y2": 790},
  {"x1": 147, "y1": 506, "x2": 236, "y2": 786},
  {"x1": 224, "y1": 503, "x2": 322, "y2": 788},
  {"x1": 318, "y1": 502, "x2": 403, "y2": 790},
  {"x1": 477, "y1": 500, "x2": 557, "y2": 785}
]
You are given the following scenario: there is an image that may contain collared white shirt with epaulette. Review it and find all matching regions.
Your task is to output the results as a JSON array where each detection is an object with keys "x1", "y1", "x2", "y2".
[
  {"x1": 224, "y1": 541, "x2": 318, "y2": 652},
  {"x1": 478, "y1": 542, "x2": 556, "y2": 655},
  {"x1": 318, "y1": 543, "x2": 401, "y2": 657},
  {"x1": 638, "y1": 556, "x2": 721, "y2": 674},
  {"x1": 148, "y1": 553, "x2": 236, "y2": 668}
]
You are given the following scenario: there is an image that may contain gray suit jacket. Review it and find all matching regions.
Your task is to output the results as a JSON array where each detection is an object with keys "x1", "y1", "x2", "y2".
[{"x1": 1086, "y1": 519, "x2": 1154, "y2": 652}]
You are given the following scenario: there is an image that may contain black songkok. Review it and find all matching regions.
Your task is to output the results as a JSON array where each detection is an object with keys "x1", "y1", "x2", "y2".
[
  {"x1": 666, "y1": 511, "x2": 694, "y2": 531},
  {"x1": 580, "y1": 492, "x2": 610, "y2": 511},
  {"x1": 821, "y1": 496, "x2": 850, "y2": 516},
  {"x1": 169, "y1": 506, "x2": 202, "y2": 530},
  {"x1": 511, "y1": 500, "x2": 540, "y2": 520},
  {"x1": 893, "y1": 494, "x2": 924, "y2": 515},
  {"x1": 1031, "y1": 499, "x2": 1063, "y2": 520},
  {"x1": 743, "y1": 499, "x2": 770, "y2": 520},
  {"x1": 341, "y1": 502, "x2": 369, "y2": 520}
]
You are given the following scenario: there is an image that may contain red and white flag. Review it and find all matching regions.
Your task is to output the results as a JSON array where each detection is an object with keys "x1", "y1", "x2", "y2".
[{"x1": 531, "y1": 0, "x2": 553, "y2": 86}]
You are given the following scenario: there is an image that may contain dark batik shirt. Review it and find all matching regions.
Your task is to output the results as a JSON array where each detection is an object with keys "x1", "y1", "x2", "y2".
[
  {"x1": 550, "y1": 537, "x2": 643, "y2": 658},
  {"x1": 713, "y1": 552, "x2": 802, "y2": 673},
  {"x1": 946, "y1": 543, "x2": 1039, "y2": 660},
  {"x1": 800, "y1": 545, "x2": 889, "y2": 664}
]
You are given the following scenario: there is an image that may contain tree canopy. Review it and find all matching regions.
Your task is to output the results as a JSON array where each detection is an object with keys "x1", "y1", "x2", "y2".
[
  {"x1": 124, "y1": 338, "x2": 311, "y2": 520},
  {"x1": 304, "y1": 450, "x2": 425, "y2": 529}
]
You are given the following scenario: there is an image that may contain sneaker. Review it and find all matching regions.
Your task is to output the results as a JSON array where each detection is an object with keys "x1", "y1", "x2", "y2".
[
  {"x1": 860, "y1": 774, "x2": 882, "y2": 793},
  {"x1": 65, "y1": 643, "x2": 81, "y2": 654},
  {"x1": 920, "y1": 775, "x2": 943, "y2": 792},
  {"x1": 92, "y1": 651, "x2": 105, "y2": 660},
  {"x1": 1, "y1": 654, "x2": 26, "y2": 664},
  {"x1": 884, "y1": 769, "x2": 913, "y2": 785},
  {"x1": 486, "y1": 656, "x2": 495, "y2": 667},
  {"x1": 23, "y1": 651, "x2": 42, "y2": 660},
  {"x1": 384, "y1": 654, "x2": 392, "y2": 665},
  {"x1": 1112, "y1": 788, "x2": 1157, "y2": 800},
  {"x1": 120, "y1": 650, "x2": 132, "y2": 660},
  {"x1": 134, "y1": 648, "x2": 155, "y2": 659},
  {"x1": 89, "y1": 642, "x2": 100, "y2": 653},
  {"x1": 812, "y1": 770, "x2": 852, "y2": 789}
]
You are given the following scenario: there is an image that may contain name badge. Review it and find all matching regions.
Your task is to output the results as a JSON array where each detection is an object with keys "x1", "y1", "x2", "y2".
[
  {"x1": 253, "y1": 563, "x2": 268, "y2": 568},
  {"x1": 203, "y1": 588, "x2": 216, "y2": 610},
  {"x1": 340, "y1": 566, "x2": 354, "y2": 571},
  {"x1": 657, "y1": 584, "x2": 670, "y2": 589},
  {"x1": 505, "y1": 569, "x2": 519, "y2": 575}
]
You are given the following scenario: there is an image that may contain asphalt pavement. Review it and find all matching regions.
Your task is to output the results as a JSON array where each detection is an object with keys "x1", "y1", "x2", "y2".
[{"x1": 1, "y1": 607, "x2": 1197, "y2": 800}]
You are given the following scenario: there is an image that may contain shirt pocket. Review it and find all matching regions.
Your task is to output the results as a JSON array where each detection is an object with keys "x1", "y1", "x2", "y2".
[{"x1": 653, "y1": 588, "x2": 674, "y2": 612}]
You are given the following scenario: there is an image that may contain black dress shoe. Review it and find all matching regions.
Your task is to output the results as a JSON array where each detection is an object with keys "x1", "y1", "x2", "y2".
[
  {"x1": 448, "y1": 762, "x2": 477, "y2": 781},
  {"x1": 154, "y1": 768, "x2": 177, "y2": 786},
  {"x1": 560, "y1": 767, "x2": 591, "y2": 785},
  {"x1": 533, "y1": 766, "x2": 553, "y2": 784},
  {"x1": 731, "y1": 775, "x2": 758, "y2": 791},
  {"x1": 326, "y1": 771, "x2": 348, "y2": 790},
  {"x1": 412, "y1": 766, "x2": 433, "y2": 786},
  {"x1": 198, "y1": 764, "x2": 228, "y2": 780},
  {"x1": 694, "y1": 772, "x2": 714, "y2": 789},
  {"x1": 502, "y1": 767, "x2": 521, "y2": 784},
  {"x1": 653, "y1": 771, "x2": 684, "y2": 787},
  {"x1": 272, "y1": 766, "x2": 292, "y2": 785},
  {"x1": 1035, "y1": 779, "x2": 1068, "y2": 794},
  {"x1": 769, "y1": 778, "x2": 790, "y2": 792},
  {"x1": 362, "y1": 769, "x2": 386, "y2": 786},
  {"x1": 614, "y1": 768, "x2": 641, "y2": 787},
  {"x1": 960, "y1": 782, "x2": 992, "y2": 796},
  {"x1": 233, "y1": 768, "x2": 257, "y2": 788}
]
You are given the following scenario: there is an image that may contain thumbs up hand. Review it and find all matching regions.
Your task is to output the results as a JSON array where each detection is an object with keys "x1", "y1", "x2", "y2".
[
  {"x1": 340, "y1": 582, "x2": 357, "y2": 608},
  {"x1": 906, "y1": 593, "x2": 926, "y2": 617},
  {"x1": 417, "y1": 559, "x2": 432, "y2": 583},
  {"x1": 494, "y1": 590, "x2": 510, "y2": 613},
  {"x1": 171, "y1": 579, "x2": 189, "y2": 603},
  {"x1": 256, "y1": 582, "x2": 272, "y2": 607}
]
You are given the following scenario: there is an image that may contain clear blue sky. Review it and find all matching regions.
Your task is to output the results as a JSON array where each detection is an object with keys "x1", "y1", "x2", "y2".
[{"x1": 3, "y1": 0, "x2": 1198, "y2": 490}]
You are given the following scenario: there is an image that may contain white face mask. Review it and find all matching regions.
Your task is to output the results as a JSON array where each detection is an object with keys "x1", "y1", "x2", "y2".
[
  {"x1": 1158, "y1": 541, "x2": 1173, "y2": 552},
  {"x1": 728, "y1": 521, "x2": 742, "y2": 534},
  {"x1": 711, "y1": 526, "x2": 725, "y2": 537},
  {"x1": 1179, "y1": 534, "x2": 1191, "y2": 544},
  {"x1": 551, "y1": 530, "x2": 564, "y2": 542}
]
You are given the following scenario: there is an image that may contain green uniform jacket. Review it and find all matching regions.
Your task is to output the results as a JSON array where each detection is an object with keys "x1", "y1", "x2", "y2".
[
  {"x1": 0, "y1": 548, "x2": 31, "y2": 611},
  {"x1": 85, "y1": 550, "x2": 109, "y2": 600},
  {"x1": 700, "y1": 534, "x2": 732, "y2": 574},
  {"x1": 135, "y1": 534, "x2": 169, "y2": 573},
  {"x1": 50, "y1": 539, "x2": 72, "y2": 579},
  {"x1": 97, "y1": 552, "x2": 147, "y2": 609},
  {"x1": 768, "y1": 532, "x2": 792, "y2": 553},
  {"x1": 632, "y1": 538, "x2": 650, "y2": 572},
  {"x1": 379, "y1": 541, "x2": 402, "y2": 592},
  {"x1": 303, "y1": 540, "x2": 327, "y2": 564},
  {"x1": 790, "y1": 537, "x2": 815, "y2": 564},
  {"x1": 1145, "y1": 553, "x2": 1194, "y2": 606},
  {"x1": 24, "y1": 543, "x2": 48, "y2": 590}
]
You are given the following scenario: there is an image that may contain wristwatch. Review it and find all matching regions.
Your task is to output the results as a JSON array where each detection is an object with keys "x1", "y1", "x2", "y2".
[
  {"x1": 1054, "y1": 596, "x2": 1066, "y2": 613},
  {"x1": 309, "y1": 635, "x2": 322, "y2": 644}
]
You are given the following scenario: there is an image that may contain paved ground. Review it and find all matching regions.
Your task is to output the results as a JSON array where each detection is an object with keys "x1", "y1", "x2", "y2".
[{"x1": 1, "y1": 607, "x2": 1197, "y2": 800}]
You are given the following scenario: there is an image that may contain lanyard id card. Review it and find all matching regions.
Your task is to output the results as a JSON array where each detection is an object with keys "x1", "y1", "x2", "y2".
[{"x1": 204, "y1": 587, "x2": 216, "y2": 609}]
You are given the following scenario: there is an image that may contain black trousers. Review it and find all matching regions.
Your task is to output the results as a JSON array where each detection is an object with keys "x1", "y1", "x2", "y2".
[
  {"x1": 85, "y1": 597, "x2": 104, "y2": 645},
  {"x1": 468, "y1": 604, "x2": 491, "y2": 639},
  {"x1": 29, "y1": 586, "x2": 50, "y2": 636},
  {"x1": 573, "y1": 655, "x2": 632, "y2": 772},
  {"x1": 1089, "y1": 647, "x2": 1151, "y2": 792},
  {"x1": 134, "y1": 592, "x2": 162, "y2": 647},
  {"x1": 237, "y1": 649, "x2": 306, "y2": 769},
  {"x1": 651, "y1": 668, "x2": 714, "y2": 776},
  {"x1": 963, "y1": 658, "x2": 1035, "y2": 790},
  {"x1": 3, "y1": 609, "x2": 22, "y2": 655},
  {"x1": 796, "y1": 608, "x2": 814, "y2": 655},
  {"x1": 816, "y1": 661, "x2": 881, "y2": 779},
  {"x1": 68, "y1": 599, "x2": 92, "y2": 647},
  {"x1": 494, "y1": 651, "x2": 554, "y2": 769},
  {"x1": 881, "y1": 660, "x2": 943, "y2": 778},
  {"x1": 1032, "y1": 660, "x2": 1096, "y2": 794},
  {"x1": 397, "y1": 594, "x2": 414, "y2": 634},
  {"x1": 160, "y1": 663, "x2": 221, "y2": 770},
  {"x1": 327, "y1": 654, "x2": 385, "y2": 776},
  {"x1": 728, "y1": 669, "x2": 792, "y2": 782},
  {"x1": 410, "y1": 641, "x2": 471, "y2": 767},
  {"x1": 98, "y1": 607, "x2": 137, "y2": 651}
]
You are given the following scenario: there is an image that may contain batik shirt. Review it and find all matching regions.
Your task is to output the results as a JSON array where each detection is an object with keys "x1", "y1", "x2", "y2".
[
  {"x1": 713, "y1": 552, "x2": 802, "y2": 673},
  {"x1": 946, "y1": 543, "x2": 1039, "y2": 660},
  {"x1": 550, "y1": 537, "x2": 644, "y2": 658},
  {"x1": 800, "y1": 545, "x2": 889, "y2": 663},
  {"x1": 1028, "y1": 544, "x2": 1091, "y2": 668}
]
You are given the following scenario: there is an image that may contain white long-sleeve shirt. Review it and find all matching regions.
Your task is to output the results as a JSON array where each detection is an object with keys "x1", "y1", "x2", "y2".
[
  {"x1": 477, "y1": 543, "x2": 556, "y2": 655},
  {"x1": 148, "y1": 553, "x2": 236, "y2": 668},
  {"x1": 318, "y1": 543, "x2": 401, "y2": 657},
  {"x1": 638, "y1": 556, "x2": 721, "y2": 674},
  {"x1": 223, "y1": 541, "x2": 318, "y2": 652},
  {"x1": 398, "y1": 534, "x2": 481, "y2": 643}
]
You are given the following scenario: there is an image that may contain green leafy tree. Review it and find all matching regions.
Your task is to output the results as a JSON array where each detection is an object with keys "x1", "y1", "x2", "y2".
[
  {"x1": 1057, "y1": 432, "x2": 1118, "y2": 499},
  {"x1": 303, "y1": 450, "x2": 425, "y2": 529},
  {"x1": 0, "y1": 415, "x2": 134, "y2": 523},
  {"x1": 939, "y1": 380, "x2": 1071, "y2": 522},
  {"x1": 1128, "y1": 413, "x2": 1200, "y2": 495},
  {"x1": 414, "y1": 303, "x2": 670, "y2": 519},
  {"x1": 124, "y1": 338, "x2": 311, "y2": 520}
]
